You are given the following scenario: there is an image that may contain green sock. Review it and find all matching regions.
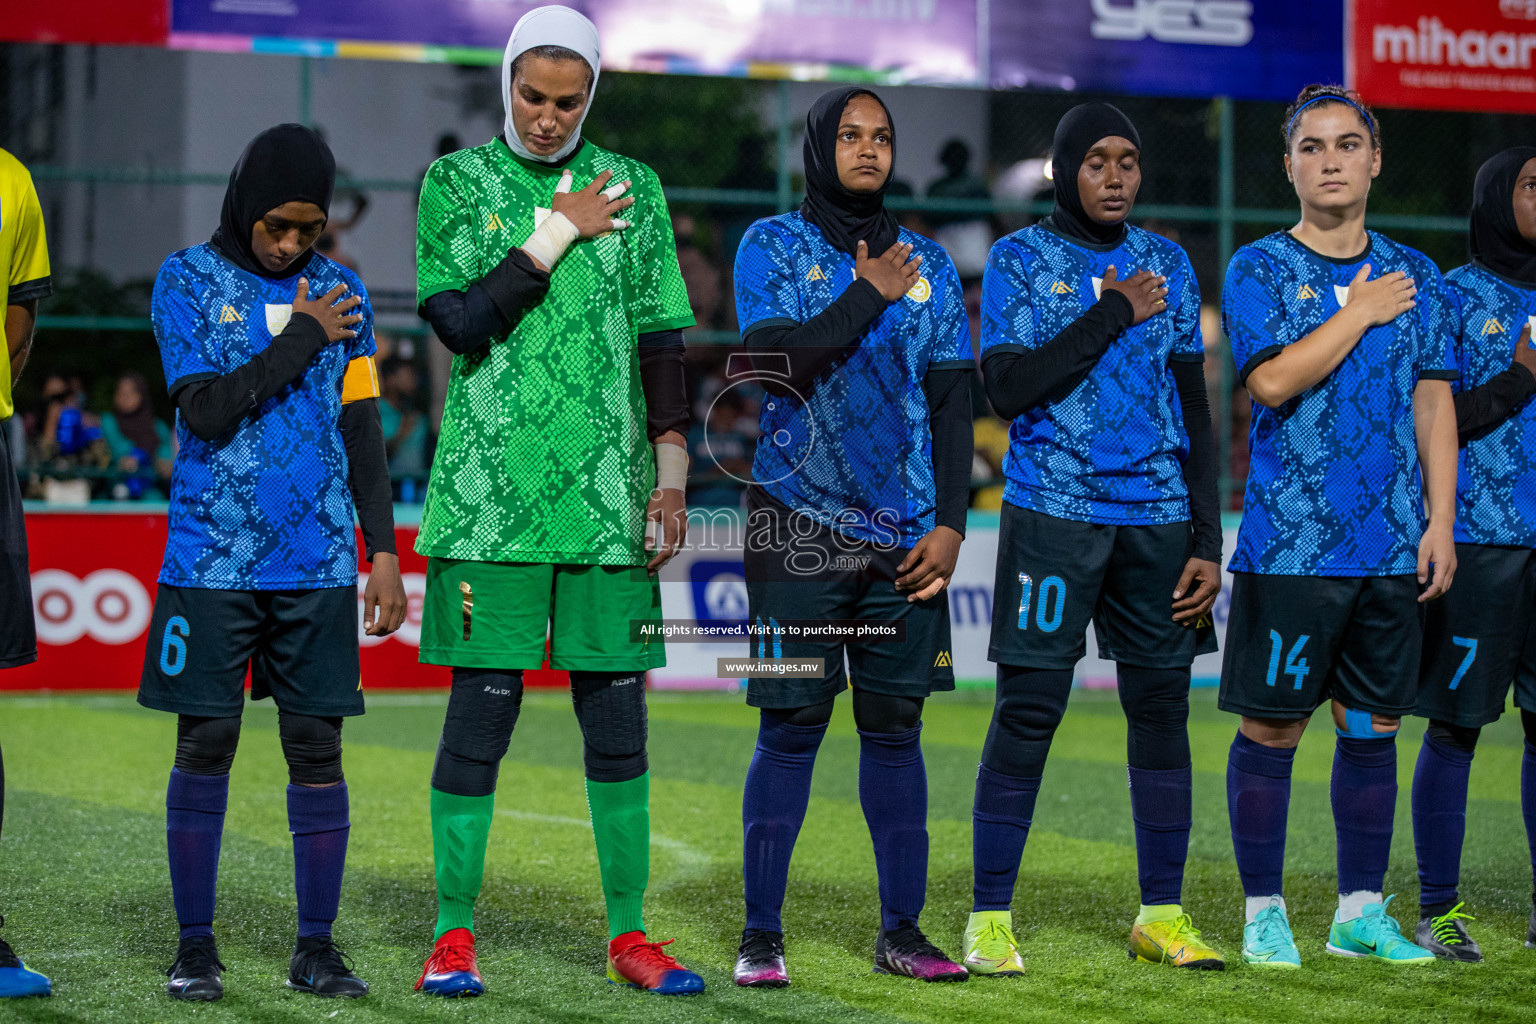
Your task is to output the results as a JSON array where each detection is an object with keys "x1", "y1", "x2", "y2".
[
  {"x1": 430, "y1": 787, "x2": 495, "y2": 940},
  {"x1": 585, "y1": 773, "x2": 649, "y2": 939},
  {"x1": 1135, "y1": 902, "x2": 1183, "y2": 925}
]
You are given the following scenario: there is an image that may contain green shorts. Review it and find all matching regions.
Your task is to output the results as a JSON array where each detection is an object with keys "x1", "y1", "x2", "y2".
[{"x1": 419, "y1": 558, "x2": 665, "y2": 672}]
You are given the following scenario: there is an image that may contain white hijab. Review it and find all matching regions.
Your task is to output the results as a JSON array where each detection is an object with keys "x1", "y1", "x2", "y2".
[{"x1": 501, "y1": 5, "x2": 601, "y2": 164}]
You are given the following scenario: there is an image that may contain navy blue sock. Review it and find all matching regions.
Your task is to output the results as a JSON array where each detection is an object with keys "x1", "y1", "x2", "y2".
[
  {"x1": 166, "y1": 769, "x2": 229, "y2": 940},
  {"x1": 1128, "y1": 764, "x2": 1192, "y2": 906},
  {"x1": 1332, "y1": 735, "x2": 1397, "y2": 895},
  {"x1": 742, "y1": 713, "x2": 827, "y2": 932},
  {"x1": 288, "y1": 783, "x2": 351, "y2": 939},
  {"x1": 1524, "y1": 742, "x2": 1536, "y2": 900},
  {"x1": 971, "y1": 764, "x2": 1042, "y2": 911},
  {"x1": 1226, "y1": 732, "x2": 1295, "y2": 897},
  {"x1": 858, "y1": 726, "x2": 928, "y2": 932},
  {"x1": 1412, "y1": 735, "x2": 1474, "y2": 908}
]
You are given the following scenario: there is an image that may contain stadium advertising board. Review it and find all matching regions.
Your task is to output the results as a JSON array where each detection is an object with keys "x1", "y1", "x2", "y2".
[
  {"x1": 0, "y1": 0, "x2": 167, "y2": 46},
  {"x1": 168, "y1": 0, "x2": 980, "y2": 84},
  {"x1": 3, "y1": 510, "x2": 1236, "y2": 694},
  {"x1": 1349, "y1": 0, "x2": 1536, "y2": 113},
  {"x1": 987, "y1": 0, "x2": 1345, "y2": 100}
]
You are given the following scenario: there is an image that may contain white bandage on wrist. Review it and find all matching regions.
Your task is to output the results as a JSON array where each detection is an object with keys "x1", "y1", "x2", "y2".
[
  {"x1": 654, "y1": 442, "x2": 688, "y2": 492},
  {"x1": 520, "y1": 210, "x2": 580, "y2": 271}
]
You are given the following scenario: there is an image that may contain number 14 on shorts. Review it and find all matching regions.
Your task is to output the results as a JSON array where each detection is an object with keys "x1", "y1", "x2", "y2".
[{"x1": 1266, "y1": 630, "x2": 1310, "y2": 689}]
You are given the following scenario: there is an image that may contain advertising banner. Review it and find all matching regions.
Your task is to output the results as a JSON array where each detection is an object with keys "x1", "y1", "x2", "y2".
[
  {"x1": 1349, "y1": 0, "x2": 1536, "y2": 113},
  {"x1": 3, "y1": 510, "x2": 1238, "y2": 694},
  {"x1": 169, "y1": 0, "x2": 980, "y2": 84},
  {"x1": 988, "y1": 0, "x2": 1345, "y2": 101},
  {"x1": 0, "y1": 0, "x2": 168, "y2": 47}
]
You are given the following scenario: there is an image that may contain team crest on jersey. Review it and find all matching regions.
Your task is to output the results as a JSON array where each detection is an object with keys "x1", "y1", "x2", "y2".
[
  {"x1": 905, "y1": 276, "x2": 931, "y2": 302},
  {"x1": 933, "y1": 650, "x2": 952, "y2": 667},
  {"x1": 265, "y1": 303, "x2": 293, "y2": 337},
  {"x1": 806, "y1": 265, "x2": 827, "y2": 282},
  {"x1": 1333, "y1": 285, "x2": 1351, "y2": 306},
  {"x1": 1049, "y1": 281, "x2": 1074, "y2": 295},
  {"x1": 533, "y1": 206, "x2": 550, "y2": 229},
  {"x1": 1090, "y1": 276, "x2": 1103, "y2": 300},
  {"x1": 485, "y1": 212, "x2": 506, "y2": 232},
  {"x1": 1296, "y1": 284, "x2": 1319, "y2": 300},
  {"x1": 1529, "y1": 314, "x2": 1536, "y2": 337},
  {"x1": 1483, "y1": 318, "x2": 1506, "y2": 336},
  {"x1": 218, "y1": 304, "x2": 244, "y2": 324}
]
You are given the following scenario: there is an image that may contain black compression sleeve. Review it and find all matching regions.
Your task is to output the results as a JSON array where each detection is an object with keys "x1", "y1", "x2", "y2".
[
  {"x1": 422, "y1": 247, "x2": 552, "y2": 356},
  {"x1": 1453, "y1": 363, "x2": 1536, "y2": 445},
  {"x1": 638, "y1": 329, "x2": 690, "y2": 440},
  {"x1": 982, "y1": 290, "x2": 1135, "y2": 420},
  {"x1": 339, "y1": 397, "x2": 397, "y2": 559},
  {"x1": 742, "y1": 278, "x2": 888, "y2": 397},
  {"x1": 174, "y1": 312, "x2": 329, "y2": 441},
  {"x1": 1170, "y1": 359, "x2": 1222, "y2": 563},
  {"x1": 924, "y1": 367, "x2": 974, "y2": 536}
]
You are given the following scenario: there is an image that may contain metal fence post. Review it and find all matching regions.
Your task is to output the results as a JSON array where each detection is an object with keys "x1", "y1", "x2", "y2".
[
  {"x1": 299, "y1": 55, "x2": 313, "y2": 127},
  {"x1": 775, "y1": 79, "x2": 792, "y2": 213},
  {"x1": 1216, "y1": 95, "x2": 1236, "y2": 513}
]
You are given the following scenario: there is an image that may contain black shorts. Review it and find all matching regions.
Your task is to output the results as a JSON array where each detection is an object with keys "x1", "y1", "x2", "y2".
[
  {"x1": 137, "y1": 584, "x2": 363, "y2": 718},
  {"x1": 987, "y1": 502, "x2": 1215, "y2": 670},
  {"x1": 1218, "y1": 572, "x2": 1421, "y2": 720},
  {"x1": 1416, "y1": 543, "x2": 1536, "y2": 728},
  {"x1": 0, "y1": 434, "x2": 36, "y2": 669},
  {"x1": 743, "y1": 489, "x2": 954, "y2": 709}
]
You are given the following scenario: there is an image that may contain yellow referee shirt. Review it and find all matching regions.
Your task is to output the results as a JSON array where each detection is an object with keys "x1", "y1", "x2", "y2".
[{"x1": 1, "y1": 147, "x2": 51, "y2": 420}]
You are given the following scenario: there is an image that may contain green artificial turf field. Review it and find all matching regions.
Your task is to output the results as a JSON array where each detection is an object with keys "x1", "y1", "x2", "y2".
[{"x1": 1, "y1": 688, "x2": 1533, "y2": 1023}]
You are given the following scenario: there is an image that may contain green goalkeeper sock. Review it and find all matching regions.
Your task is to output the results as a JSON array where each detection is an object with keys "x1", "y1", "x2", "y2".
[
  {"x1": 586, "y1": 773, "x2": 649, "y2": 939},
  {"x1": 430, "y1": 787, "x2": 495, "y2": 940}
]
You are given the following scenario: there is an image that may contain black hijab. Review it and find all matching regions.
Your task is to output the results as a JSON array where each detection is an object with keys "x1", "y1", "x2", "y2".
[
  {"x1": 210, "y1": 124, "x2": 336, "y2": 279},
  {"x1": 1046, "y1": 102, "x2": 1141, "y2": 247},
  {"x1": 799, "y1": 86, "x2": 899, "y2": 257},
  {"x1": 1470, "y1": 146, "x2": 1536, "y2": 283}
]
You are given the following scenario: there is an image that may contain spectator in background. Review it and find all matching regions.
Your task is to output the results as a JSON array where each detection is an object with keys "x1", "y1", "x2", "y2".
[
  {"x1": 927, "y1": 139, "x2": 993, "y2": 280},
  {"x1": 99, "y1": 371, "x2": 174, "y2": 497},
  {"x1": 377, "y1": 357, "x2": 428, "y2": 500},
  {"x1": 687, "y1": 392, "x2": 751, "y2": 507},
  {"x1": 673, "y1": 213, "x2": 723, "y2": 329},
  {"x1": 313, "y1": 126, "x2": 369, "y2": 272}
]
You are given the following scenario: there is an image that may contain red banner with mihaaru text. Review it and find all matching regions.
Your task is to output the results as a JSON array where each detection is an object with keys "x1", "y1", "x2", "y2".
[
  {"x1": 1351, "y1": 0, "x2": 1536, "y2": 113},
  {"x1": 2, "y1": 511, "x2": 568, "y2": 692}
]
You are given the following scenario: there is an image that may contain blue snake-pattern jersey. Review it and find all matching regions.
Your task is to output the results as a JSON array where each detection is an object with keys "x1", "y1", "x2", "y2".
[
  {"x1": 979, "y1": 223, "x2": 1204, "y2": 525},
  {"x1": 152, "y1": 243, "x2": 375, "y2": 589},
  {"x1": 733, "y1": 212, "x2": 971, "y2": 546},
  {"x1": 1223, "y1": 230, "x2": 1457, "y2": 576},
  {"x1": 1446, "y1": 262, "x2": 1536, "y2": 548}
]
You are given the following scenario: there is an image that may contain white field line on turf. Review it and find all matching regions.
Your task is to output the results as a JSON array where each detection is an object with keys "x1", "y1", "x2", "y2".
[{"x1": 495, "y1": 809, "x2": 712, "y2": 880}]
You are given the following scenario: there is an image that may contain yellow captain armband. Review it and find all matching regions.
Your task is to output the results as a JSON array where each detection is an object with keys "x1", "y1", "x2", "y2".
[{"x1": 341, "y1": 356, "x2": 381, "y2": 405}]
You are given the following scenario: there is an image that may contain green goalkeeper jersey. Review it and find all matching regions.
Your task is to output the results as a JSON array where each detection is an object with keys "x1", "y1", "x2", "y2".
[{"x1": 415, "y1": 138, "x2": 694, "y2": 565}]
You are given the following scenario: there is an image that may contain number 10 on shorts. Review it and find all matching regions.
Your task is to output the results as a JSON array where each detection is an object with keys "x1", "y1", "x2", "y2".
[{"x1": 1017, "y1": 573, "x2": 1065, "y2": 634}]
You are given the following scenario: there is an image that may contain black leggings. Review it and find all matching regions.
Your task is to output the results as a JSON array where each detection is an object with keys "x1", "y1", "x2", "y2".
[
  {"x1": 763, "y1": 689, "x2": 924, "y2": 734},
  {"x1": 981, "y1": 663, "x2": 1191, "y2": 777},
  {"x1": 174, "y1": 711, "x2": 345, "y2": 785},
  {"x1": 431, "y1": 667, "x2": 650, "y2": 797}
]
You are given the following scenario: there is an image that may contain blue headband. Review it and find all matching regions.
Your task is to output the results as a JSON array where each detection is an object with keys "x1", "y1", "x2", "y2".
[{"x1": 1286, "y1": 94, "x2": 1374, "y2": 142}]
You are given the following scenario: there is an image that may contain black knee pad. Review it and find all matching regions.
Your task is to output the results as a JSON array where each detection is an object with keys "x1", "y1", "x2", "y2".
[
  {"x1": 1427, "y1": 719, "x2": 1482, "y2": 754},
  {"x1": 432, "y1": 668, "x2": 524, "y2": 796},
  {"x1": 174, "y1": 714, "x2": 242, "y2": 776},
  {"x1": 981, "y1": 666, "x2": 1073, "y2": 777},
  {"x1": 1117, "y1": 665, "x2": 1192, "y2": 771},
  {"x1": 763, "y1": 698, "x2": 836, "y2": 729},
  {"x1": 570, "y1": 671, "x2": 648, "y2": 783},
  {"x1": 277, "y1": 712, "x2": 344, "y2": 786},
  {"x1": 851, "y1": 690, "x2": 923, "y2": 734}
]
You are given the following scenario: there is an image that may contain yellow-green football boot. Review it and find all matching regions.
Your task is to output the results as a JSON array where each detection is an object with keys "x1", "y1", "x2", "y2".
[
  {"x1": 962, "y1": 911, "x2": 1026, "y2": 977},
  {"x1": 1129, "y1": 907, "x2": 1225, "y2": 970}
]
